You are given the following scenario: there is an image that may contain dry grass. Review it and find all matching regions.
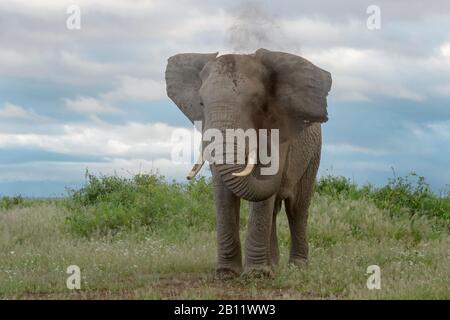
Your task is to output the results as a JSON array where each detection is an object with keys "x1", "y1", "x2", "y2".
[{"x1": 1, "y1": 195, "x2": 449, "y2": 299}]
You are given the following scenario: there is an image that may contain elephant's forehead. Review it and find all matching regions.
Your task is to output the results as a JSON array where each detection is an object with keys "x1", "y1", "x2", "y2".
[{"x1": 214, "y1": 54, "x2": 267, "y2": 79}]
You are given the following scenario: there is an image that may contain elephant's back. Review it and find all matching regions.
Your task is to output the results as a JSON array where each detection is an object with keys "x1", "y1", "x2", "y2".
[{"x1": 278, "y1": 123, "x2": 321, "y2": 199}]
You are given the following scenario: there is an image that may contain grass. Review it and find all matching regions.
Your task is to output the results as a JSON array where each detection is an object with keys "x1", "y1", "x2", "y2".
[{"x1": 0, "y1": 172, "x2": 449, "y2": 299}]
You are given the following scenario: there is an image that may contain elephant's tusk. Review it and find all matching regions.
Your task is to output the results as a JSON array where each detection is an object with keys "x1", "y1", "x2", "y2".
[
  {"x1": 232, "y1": 149, "x2": 257, "y2": 177},
  {"x1": 186, "y1": 155, "x2": 205, "y2": 180}
]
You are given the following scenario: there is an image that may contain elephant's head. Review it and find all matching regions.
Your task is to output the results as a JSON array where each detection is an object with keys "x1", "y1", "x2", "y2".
[{"x1": 166, "y1": 48, "x2": 332, "y2": 201}]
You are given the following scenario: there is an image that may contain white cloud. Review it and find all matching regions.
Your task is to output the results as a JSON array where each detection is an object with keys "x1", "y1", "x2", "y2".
[
  {"x1": 418, "y1": 48, "x2": 450, "y2": 73},
  {"x1": 281, "y1": 17, "x2": 342, "y2": 48},
  {"x1": 435, "y1": 84, "x2": 450, "y2": 97},
  {"x1": 0, "y1": 120, "x2": 195, "y2": 159},
  {"x1": 0, "y1": 103, "x2": 32, "y2": 119},
  {"x1": 0, "y1": 158, "x2": 196, "y2": 182},
  {"x1": 308, "y1": 47, "x2": 428, "y2": 102},
  {"x1": 63, "y1": 76, "x2": 167, "y2": 116},
  {"x1": 1, "y1": 0, "x2": 450, "y2": 103},
  {"x1": 0, "y1": 102, "x2": 47, "y2": 121},
  {"x1": 440, "y1": 43, "x2": 450, "y2": 57},
  {"x1": 101, "y1": 76, "x2": 166, "y2": 101},
  {"x1": 426, "y1": 120, "x2": 450, "y2": 140},
  {"x1": 65, "y1": 96, "x2": 120, "y2": 114},
  {"x1": 0, "y1": 49, "x2": 30, "y2": 71},
  {"x1": 0, "y1": 116, "x2": 205, "y2": 183},
  {"x1": 1, "y1": 0, "x2": 450, "y2": 193}
]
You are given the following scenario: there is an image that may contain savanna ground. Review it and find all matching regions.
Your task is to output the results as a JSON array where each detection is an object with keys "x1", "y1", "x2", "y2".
[{"x1": 0, "y1": 172, "x2": 449, "y2": 299}]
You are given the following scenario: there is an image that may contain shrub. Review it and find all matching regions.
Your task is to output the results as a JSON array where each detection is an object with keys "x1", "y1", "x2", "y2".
[
  {"x1": 371, "y1": 173, "x2": 450, "y2": 220},
  {"x1": 64, "y1": 171, "x2": 448, "y2": 237},
  {"x1": 316, "y1": 172, "x2": 450, "y2": 225},
  {"x1": 64, "y1": 172, "x2": 217, "y2": 237},
  {"x1": 0, "y1": 195, "x2": 25, "y2": 210},
  {"x1": 315, "y1": 175, "x2": 363, "y2": 200}
]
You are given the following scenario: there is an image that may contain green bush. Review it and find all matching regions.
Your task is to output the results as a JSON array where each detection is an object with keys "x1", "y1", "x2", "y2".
[
  {"x1": 64, "y1": 171, "x2": 448, "y2": 237},
  {"x1": 316, "y1": 173, "x2": 450, "y2": 224},
  {"x1": 64, "y1": 172, "x2": 217, "y2": 237},
  {"x1": 371, "y1": 173, "x2": 450, "y2": 220},
  {"x1": 0, "y1": 195, "x2": 25, "y2": 210},
  {"x1": 315, "y1": 175, "x2": 363, "y2": 200}
]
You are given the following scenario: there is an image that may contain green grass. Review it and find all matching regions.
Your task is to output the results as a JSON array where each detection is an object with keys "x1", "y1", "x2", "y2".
[{"x1": 0, "y1": 172, "x2": 449, "y2": 299}]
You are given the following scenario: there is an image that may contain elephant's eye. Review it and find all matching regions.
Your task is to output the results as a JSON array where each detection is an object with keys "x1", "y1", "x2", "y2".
[
  {"x1": 260, "y1": 101, "x2": 269, "y2": 112},
  {"x1": 251, "y1": 95, "x2": 266, "y2": 111}
]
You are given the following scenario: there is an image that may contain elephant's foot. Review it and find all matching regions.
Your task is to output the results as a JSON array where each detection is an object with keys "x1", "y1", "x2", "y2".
[
  {"x1": 242, "y1": 265, "x2": 274, "y2": 279},
  {"x1": 215, "y1": 266, "x2": 241, "y2": 280},
  {"x1": 289, "y1": 257, "x2": 308, "y2": 268}
]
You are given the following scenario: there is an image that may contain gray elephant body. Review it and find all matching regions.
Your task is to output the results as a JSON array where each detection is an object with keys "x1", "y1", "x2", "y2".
[{"x1": 166, "y1": 49, "x2": 331, "y2": 276}]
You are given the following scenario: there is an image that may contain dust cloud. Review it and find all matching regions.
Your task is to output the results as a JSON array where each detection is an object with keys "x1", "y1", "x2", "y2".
[{"x1": 225, "y1": 1, "x2": 292, "y2": 53}]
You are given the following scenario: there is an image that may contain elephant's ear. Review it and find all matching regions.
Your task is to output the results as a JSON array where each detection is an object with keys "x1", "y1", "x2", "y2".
[
  {"x1": 165, "y1": 52, "x2": 218, "y2": 127},
  {"x1": 255, "y1": 48, "x2": 331, "y2": 124}
]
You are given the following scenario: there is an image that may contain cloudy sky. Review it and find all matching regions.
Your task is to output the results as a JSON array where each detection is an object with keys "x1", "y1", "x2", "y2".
[{"x1": 0, "y1": 0, "x2": 449, "y2": 196}]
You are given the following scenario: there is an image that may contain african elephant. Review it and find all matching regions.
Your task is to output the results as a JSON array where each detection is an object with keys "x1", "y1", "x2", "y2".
[{"x1": 165, "y1": 48, "x2": 332, "y2": 277}]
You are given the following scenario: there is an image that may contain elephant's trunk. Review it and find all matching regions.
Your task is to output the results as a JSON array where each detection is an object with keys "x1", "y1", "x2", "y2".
[
  {"x1": 186, "y1": 104, "x2": 285, "y2": 202},
  {"x1": 214, "y1": 161, "x2": 282, "y2": 202},
  {"x1": 212, "y1": 135, "x2": 285, "y2": 202}
]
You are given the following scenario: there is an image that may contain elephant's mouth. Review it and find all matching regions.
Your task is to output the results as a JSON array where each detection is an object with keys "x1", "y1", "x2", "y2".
[
  {"x1": 186, "y1": 136, "x2": 285, "y2": 202},
  {"x1": 186, "y1": 148, "x2": 257, "y2": 180}
]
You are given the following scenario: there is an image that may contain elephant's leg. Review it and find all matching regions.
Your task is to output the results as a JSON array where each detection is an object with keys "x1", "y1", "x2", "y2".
[
  {"x1": 244, "y1": 195, "x2": 276, "y2": 276},
  {"x1": 270, "y1": 198, "x2": 282, "y2": 267},
  {"x1": 286, "y1": 153, "x2": 320, "y2": 266},
  {"x1": 212, "y1": 167, "x2": 242, "y2": 277}
]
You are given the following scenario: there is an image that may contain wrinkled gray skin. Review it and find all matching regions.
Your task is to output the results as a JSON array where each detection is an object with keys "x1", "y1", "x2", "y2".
[{"x1": 166, "y1": 48, "x2": 332, "y2": 277}]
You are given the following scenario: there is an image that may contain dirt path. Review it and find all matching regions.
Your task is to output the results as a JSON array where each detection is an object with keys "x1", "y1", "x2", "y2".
[{"x1": 2, "y1": 273, "x2": 323, "y2": 300}]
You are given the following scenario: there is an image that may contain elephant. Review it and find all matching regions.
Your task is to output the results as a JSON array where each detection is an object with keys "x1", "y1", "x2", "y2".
[{"x1": 165, "y1": 48, "x2": 332, "y2": 277}]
